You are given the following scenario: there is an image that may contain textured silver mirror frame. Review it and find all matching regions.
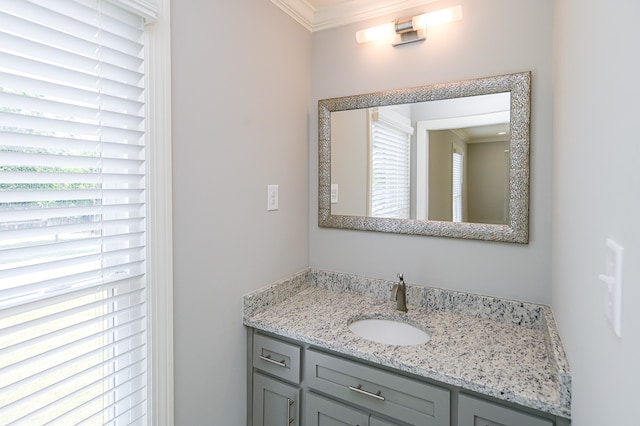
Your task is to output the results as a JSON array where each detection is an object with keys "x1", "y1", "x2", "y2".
[{"x1": 318, "y1": 72, "x2": 531, "y2": 243}]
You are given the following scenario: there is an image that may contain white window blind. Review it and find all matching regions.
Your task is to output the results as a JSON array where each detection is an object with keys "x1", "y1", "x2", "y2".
[
  {"x1": 0, "y1": 1, "x2": 148, "y2": 424},
  {"x1": 452, "y1": 151, "x2": 463, "y2": 222},
  {"x1": 369, "y1": 108, "x2": 413, "y2": 219}
]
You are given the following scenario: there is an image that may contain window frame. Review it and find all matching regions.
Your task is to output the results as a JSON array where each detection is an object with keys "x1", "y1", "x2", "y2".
[
  {"x1": 140, "y1": 0, "x2": 174, "y2": 424},
  {"x1": 0, "y1": 0, "x2": 174, "y2": 423}
]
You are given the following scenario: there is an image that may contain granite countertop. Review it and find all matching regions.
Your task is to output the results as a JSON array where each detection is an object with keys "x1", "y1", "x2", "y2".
[{"x1": 243, "y1": 269, "x2": 571, "y2": 419}]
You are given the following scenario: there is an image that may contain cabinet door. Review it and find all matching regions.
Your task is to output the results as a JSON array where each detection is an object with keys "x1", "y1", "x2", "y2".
[
  {"x1": 306, "y1": 392, "x2": 369, "y2": 426},
  {"x1": 253, "y1": 372, "x2": 300, "y2": 426},
  {"x1": 458, "y1": 394, "x2": 553, "y2": 426},
  {"x1": 370, "y1": 416, "x2": 402, "y2": 426}
]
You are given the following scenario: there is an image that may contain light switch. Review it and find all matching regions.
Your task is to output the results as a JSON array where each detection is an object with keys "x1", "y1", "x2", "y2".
[
  {"x1": 267, "y1": 185, "x2": 278, "y2": 211},
  {"x1": 331, "y1": 184, "x2": 339, "y2": 204},
  {"x1": 598, "y1": 238, "x2": 623, "y2": 338}
]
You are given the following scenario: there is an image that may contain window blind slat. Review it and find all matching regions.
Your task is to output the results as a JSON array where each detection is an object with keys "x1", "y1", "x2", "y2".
[
  {"x1": 0, "y1": 171, "x2": 144, "y2": 186},
  {"x1": 1, "y1": 315, "x2": 146, "y2": 374},
  {"x1": 0, "y1": 10, "x2": 144, "y2": 70},
  {"x1": 1, "y1": 353, "x2": 145, "y2": 425},
  {"x1": 0, "y1": 113, "x2": 145, "y2": 148},
  {"x1": 0, "y1": 248, "x2": 144, "y2": 286},
  {"x1": 0, "y1": 132, "x2": 145, "y2": 158},
  {"x1": 0, "y1": 275, "x2": 144, "y2": 320},
  {"x1": 0, "y1": 203, "x2": 144, "y2": 223},
  {"x1": 48, "y1": 372, "x2": 146, "y2": 426},
  {"x1": 0, "y1": 91, "x2": 144, "y2": 130},
  {"x1": 0, "y1": 2, "x2": 148, "y2": 423},
  {"x1": 1, "y1": 340, "x2": 146, "y2": 425},
  {"x1": 0, "y1": 219, "x2": 144, "y2": 244},
  {"x1": 1, "y1": 298, "x2": 144, "y2": 348},
  {"x1": 3, "y1": 0, "x2": 144, "y2": 51},
  {"x1": 0, "y1": 51, "x2": 144, "y2": 99},
  {"x1": 0, "y1": 188, "x2": 144, "y2": 204},
  {"x1": 1, "y1": 233, "x2": 145, "y2": 270},
  {"x1": 0, "y1": 72, "x2": 145, "y2": 115},
  {"x1": 0, "y1": 31, "x2": 144, "y2": 87}
]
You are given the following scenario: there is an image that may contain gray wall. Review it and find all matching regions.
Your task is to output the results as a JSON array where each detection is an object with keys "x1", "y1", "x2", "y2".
[
  {"x1": 428, "y1": 130, "x2": 454, "y2": 221},
  {"x1": 467, "y1": 141, "x2": 509, "y2": 224},
  {"x1": 310, "y1": 0, "x2": 554, "y2": 303},
  {"x1": 552, "y1": 0, "x2": 640, "y2": 423},
  {"x1": 331, "y1": 109, "x2": 368, "y2": 216},
  {"x1": 171, "y1": 0, "x2": 310, "y2": 423}
]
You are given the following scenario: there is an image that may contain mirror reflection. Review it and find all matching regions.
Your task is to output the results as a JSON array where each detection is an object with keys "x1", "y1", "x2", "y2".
[
  {"x1": 318, "y1": 72, "x2": 531, "y2": 243},
  {"x1": 330, "y1": 93, "x2": 511, "y2": 225}
]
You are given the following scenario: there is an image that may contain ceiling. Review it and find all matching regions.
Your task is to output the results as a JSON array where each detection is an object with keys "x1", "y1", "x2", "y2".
[{"x1": 270, "y1": 0, "x2": 439, "y2": 32}]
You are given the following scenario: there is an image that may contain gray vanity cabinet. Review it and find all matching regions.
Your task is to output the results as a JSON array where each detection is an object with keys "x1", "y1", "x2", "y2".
[
  {"x1": 248, "y1": 330, "x2": 569, "y2": 426},
  {"x1": 252, "y1": 333, "x2": 303, "y2": 426},
  {"x1": 457, "y1": 394, "x2": 553, "y2": 426}
]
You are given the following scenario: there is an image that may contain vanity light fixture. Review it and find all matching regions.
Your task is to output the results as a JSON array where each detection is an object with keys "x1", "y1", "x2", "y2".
[{"x1": 355, "y1": 5, "x2": 462, "y2": 47}]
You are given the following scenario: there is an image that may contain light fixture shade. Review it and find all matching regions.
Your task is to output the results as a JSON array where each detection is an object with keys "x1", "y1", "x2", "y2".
[
  {"x1": 355, "y1": 22, "x2": 395, "y2": 44},
  {"x1": 412, "y1": 5, "x2": 463, "y2": 30}
]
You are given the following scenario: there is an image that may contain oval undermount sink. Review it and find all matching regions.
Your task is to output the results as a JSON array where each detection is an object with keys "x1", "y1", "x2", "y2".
[{"x1": 348, "y1": 318, "x2": 431, "y2": 346}]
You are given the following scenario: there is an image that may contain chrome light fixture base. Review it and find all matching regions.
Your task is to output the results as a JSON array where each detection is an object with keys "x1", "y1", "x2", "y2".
[{"x1": 392, "y1": 28, "x2": 426, "y2": 46}]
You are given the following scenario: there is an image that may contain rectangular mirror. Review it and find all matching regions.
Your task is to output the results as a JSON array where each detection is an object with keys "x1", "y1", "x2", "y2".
[{"x1": 318, "y1": 72, "x2": 530, "y2": 243}]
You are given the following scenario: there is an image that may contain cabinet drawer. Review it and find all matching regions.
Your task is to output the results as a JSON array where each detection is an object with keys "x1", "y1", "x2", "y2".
[
  {"x1": 305, "y1": 349, "x2": 450, "y2": 426},
  {"x1": 253, "y1": 333, "x2": 301, "y2": 384},
  {"x1": 458, "y1": 394, "x2": 553, "y2": 426}
]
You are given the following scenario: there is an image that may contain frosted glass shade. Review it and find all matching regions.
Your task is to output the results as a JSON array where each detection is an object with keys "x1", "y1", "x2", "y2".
[
  {"x1": 355, "y1": 22, "x2": 395, "y2": 44},
  {"x1": 412, "y1": 5, "x2": 463, "y2": 30}
]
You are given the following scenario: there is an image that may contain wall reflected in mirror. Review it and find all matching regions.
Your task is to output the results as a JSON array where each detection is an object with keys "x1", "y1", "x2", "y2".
[{"x1": 330, "y1": 93, "x2": 511, "y2": 225}]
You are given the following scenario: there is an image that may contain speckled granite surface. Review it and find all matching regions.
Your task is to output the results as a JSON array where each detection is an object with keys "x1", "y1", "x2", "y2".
[{"x1": 243, "y1": 269, "x2": 571, "y2": 419}]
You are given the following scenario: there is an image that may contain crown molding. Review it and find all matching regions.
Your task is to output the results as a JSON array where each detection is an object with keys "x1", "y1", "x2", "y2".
[{"x1": 270, "y1": 0, "x2": 438, "y2": 32}]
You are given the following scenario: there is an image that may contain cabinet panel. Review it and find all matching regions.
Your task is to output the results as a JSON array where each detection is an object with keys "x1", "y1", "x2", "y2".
[
  {"x1": 306, "y1": 392, "x2": 369, "y2": 426},
  {"x1": 370, "y1": 416, "x2": 402, "y2": 426},
  {"x1": 458, "y1": 394, "x2": 553, "y2": 426},
  {"x1": 305, "y1": 349, "x2": 450, "y2": 426},
  {"x1": 253, "y1": 332, "x2": 301, "y2": 384},
  {"x1": 253, "y1": 372, "x2": 300, "y2": 426}
]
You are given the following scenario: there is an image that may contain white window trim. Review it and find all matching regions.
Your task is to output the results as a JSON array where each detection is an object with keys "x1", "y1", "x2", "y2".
[{"x1": 143, "y1": 0, "x2": 174, "y2": 424}]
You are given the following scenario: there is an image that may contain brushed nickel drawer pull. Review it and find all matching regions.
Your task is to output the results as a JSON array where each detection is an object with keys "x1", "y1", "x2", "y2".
[
  {"x1": 259, "y1": 353, "x2": 287, "y2": 368},
  {"x1": 348, "y1": 384, "x2": 385, "y2": 401},
  {"x1": 287, "y1": 398, "x2": 294, "y2": 425}
]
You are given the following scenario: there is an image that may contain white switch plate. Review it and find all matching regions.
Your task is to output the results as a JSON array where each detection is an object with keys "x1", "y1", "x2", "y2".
[
  {"x1": 331, "y1": 184, "x2": 338, "y2": 204},
  {"x1": 267, "y1": 185, "x2": 278, "y2": 211},
  {"x1": 598, "y1": 238, "x2": 623, "y2": 338}
]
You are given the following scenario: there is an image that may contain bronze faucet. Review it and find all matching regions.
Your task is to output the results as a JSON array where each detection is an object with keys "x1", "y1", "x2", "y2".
[{"x1": 392, "y1": 273, "x2": 408, "y2": 313}]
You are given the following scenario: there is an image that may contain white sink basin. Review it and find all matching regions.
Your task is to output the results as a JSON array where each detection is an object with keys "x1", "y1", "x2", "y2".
[{"x1": 348, "y1": 318, "x2": 431, "y2": 346}]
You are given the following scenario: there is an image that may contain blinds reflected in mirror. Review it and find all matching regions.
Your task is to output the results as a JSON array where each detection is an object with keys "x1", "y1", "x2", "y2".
[{"x1": 369, "y1": 108, "x2": 413, "y2": 219}]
